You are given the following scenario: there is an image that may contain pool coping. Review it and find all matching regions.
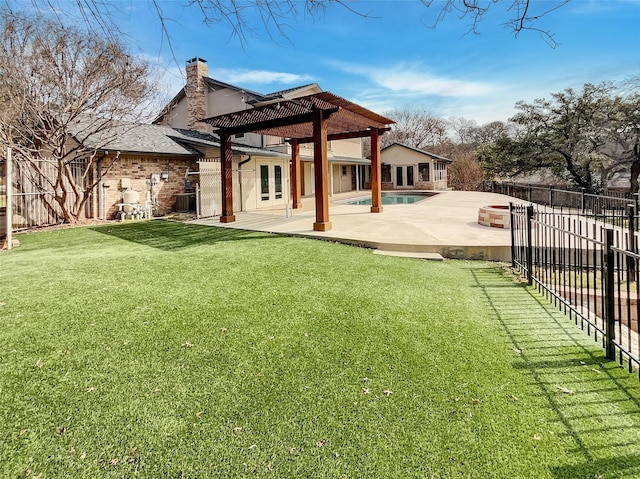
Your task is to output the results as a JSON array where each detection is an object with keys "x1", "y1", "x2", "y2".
[{"x1": 189, "y1": 190, "x2": 523, "y2": 261}]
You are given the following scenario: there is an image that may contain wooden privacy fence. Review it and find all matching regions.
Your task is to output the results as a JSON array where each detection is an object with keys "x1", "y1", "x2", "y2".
[
  {"x1": 1, "y1": 150, "x2": 89, "y2": 235},
  {"x1": 511, "y1": 203, "x2": 640, "y2": 379},
  {"x1": 192, "y1": 158, "x2": 242, "y2": 219}
]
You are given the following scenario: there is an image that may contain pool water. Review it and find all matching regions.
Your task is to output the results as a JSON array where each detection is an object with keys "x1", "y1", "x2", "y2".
[{"x1": 345, "y1": 192, "x2": 437, "y2": 205}]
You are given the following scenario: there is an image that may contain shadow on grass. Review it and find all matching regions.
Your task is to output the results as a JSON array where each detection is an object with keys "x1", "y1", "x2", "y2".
[
  {"x1": 469, "y1": 265, "x2": 640, "y2": 479},
  {"x1": 89, "y1": 219, "x2": 279, "y2": 251}
]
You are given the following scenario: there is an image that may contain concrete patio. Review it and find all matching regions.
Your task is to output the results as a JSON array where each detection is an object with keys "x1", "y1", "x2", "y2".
[{"x1": 189, "y1": 190, "x2": 525, "y2": 261}]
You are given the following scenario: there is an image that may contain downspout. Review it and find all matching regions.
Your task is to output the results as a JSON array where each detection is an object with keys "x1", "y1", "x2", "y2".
[
  {"x1": 238, "y1": 155, "x2": 252, "y2": 212},
  {"x1": 97, "y1": 153, "x2": 103, "y2": 220}
]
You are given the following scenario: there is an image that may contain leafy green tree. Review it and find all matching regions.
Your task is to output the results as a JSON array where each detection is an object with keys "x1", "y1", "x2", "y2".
[
  {"x1": 477, "y1": 83, "x2": 622, "y2": 191},
  {"x1": 597, "y1": 86, "x2": 640, "y2": 192}
]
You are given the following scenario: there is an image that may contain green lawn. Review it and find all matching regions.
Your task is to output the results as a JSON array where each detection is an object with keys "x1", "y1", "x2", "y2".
[{"x1": 1, "y1": 220, "x2": 639, "y2": 478}]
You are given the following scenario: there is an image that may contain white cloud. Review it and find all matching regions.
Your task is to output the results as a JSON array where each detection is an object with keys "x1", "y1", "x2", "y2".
[
  {"x1": 210, "y1": 68, "x2": 314, "y2": 85},
  {"x1": 331, "y1": 61, "x2": 497, "y2": 97},
  {"x1": 375, "y1": 69, "x2": 495, "y2": 97}
]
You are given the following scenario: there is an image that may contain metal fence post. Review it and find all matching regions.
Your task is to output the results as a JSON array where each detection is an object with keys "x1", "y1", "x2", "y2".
[
  {"x1": 509, "y1": 202, "x2": 516, "y2": 268},
  {"x1": 4, "y1": 148, "x2": 12, "y2": 251},
  {"x1": 526, "y1": 204, "x2": 534, "y2": 286},
  {"x1": 527, "y1": 184, "x2": 532, "y2": 203},
  {"x1": 604, "y1": 228, "x2": 616, "y2": 360},
  {"x1": 628, "y1": 203, "x2": 636, "y2": 278},
  {"x1": 581, "y1": 187, "x2": 586, "y2": 214},
  {"x1": 548, "y1": 185, "x2": 553, "y2": 207}
]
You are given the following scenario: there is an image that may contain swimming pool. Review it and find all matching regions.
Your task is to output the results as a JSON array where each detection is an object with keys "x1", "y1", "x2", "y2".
[{"x1": 344, "y1": 192, "x2": 438, "y2": 205}]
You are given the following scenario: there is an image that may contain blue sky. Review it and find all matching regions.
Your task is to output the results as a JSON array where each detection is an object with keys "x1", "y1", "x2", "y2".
[{"x1": 40, "y1": 1, "x2": 640, "y2": 124}]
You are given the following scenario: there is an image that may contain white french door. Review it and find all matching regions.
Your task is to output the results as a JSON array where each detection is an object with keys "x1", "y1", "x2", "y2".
[
  {"x1": 395, "y1": 166, "x2": 415, "y2": 188},
  {"x1": 259, "y1": 162, "x2": 286, "y2": 207}
]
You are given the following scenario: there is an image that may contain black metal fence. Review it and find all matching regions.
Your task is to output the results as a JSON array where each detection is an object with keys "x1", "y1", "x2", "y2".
[
  {"x1": 511, "y1": 203, "x2": 640, "y2": 378},
  {"x1": 485, "y1": 181, "x2": 637, "y2": 231}
]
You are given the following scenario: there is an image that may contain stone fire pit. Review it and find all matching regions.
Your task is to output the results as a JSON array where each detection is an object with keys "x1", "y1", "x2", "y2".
[{"x1": 478, "y1": 205, "x2": 510, "y2": 228}]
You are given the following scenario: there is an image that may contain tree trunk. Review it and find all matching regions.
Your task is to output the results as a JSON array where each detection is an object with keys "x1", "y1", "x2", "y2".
[{"x1": 631, "y1": 161, "x2": 640, "y2": 195}]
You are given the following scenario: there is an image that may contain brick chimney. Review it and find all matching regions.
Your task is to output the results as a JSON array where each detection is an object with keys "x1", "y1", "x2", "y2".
[{"x1": 186, "y1": 57, "x2": 208, "y2": 132}]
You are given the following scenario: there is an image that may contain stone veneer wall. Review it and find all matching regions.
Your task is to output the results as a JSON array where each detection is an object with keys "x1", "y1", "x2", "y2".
[{"x1": 98, "y1": 155, "x2": 198, "y2": 219}]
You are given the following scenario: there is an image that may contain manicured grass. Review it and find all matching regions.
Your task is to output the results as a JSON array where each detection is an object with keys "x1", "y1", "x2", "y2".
[{"x1": 1, "y1": 220, "x2": 639, "y2": 478}]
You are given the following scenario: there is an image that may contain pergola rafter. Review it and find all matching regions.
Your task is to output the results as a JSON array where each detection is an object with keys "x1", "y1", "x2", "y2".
[{"x1": 203, "y1": 91, "x2": 394, "y2": 231}]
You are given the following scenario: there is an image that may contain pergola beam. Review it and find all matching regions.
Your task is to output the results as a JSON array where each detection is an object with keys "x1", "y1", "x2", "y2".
[
  {"x1": 370, "y1": 128, "x2": 382, "y2": 213},
  {"x1": 312, "y1": 108, "x2": 331, "y2": 231},
  {"x1": 211, "y1": 110, "x2": 336, "y2": 137},
  {"x1": 288, "y1": 127, "x2": 391, "y2": 145},
  {"x1": 290, "y1": 139, "x2": 302, "y2": 209}
]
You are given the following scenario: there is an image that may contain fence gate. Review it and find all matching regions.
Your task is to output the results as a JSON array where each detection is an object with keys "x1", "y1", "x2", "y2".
[
  {"x1": 1, "y1": 154, "x2": 89, "y2": 231},
  {"x1": 197, "y1": 159, "x2": 222, "y2": 218},
  {"x1": 196, "y1": 158, "x2": 242, "y2": 218}
]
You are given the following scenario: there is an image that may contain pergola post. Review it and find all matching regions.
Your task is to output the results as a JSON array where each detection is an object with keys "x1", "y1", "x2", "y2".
[
  {"x1": 370, "y1": 128, "x2": 383, "y2": 213},
  {"x1": 219, "y1": 130, "x2": 236, "y2": 223},
  {"x1": 313, "y1": 108, "x2": 331, "y2": 231},
  {"x1": 290, "y1": 139, "x2": 302, "y2": 209}
]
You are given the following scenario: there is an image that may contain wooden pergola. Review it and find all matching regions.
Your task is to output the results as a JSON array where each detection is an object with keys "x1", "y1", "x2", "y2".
[{"x1": 203, "y1": 92, "x2": 394, "y2": 232}]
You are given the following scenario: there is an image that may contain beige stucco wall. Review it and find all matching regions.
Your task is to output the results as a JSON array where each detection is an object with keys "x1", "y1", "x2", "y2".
[
  {"x1": 382, "y1": 144, "x2": 429, "y2": 165},
  {"x1": 302, "y1": 161, "x2": 314, "y2": 196},
  {"x1": 381, "y1": 144, "x2": 449, "y2": 191},
  {"x1": 290, "y1": 138, "x2": 362, "y2": 160},
  {"x1": 161, "y1": 100, "x2": 189, "y2": 130},
  {"x1": 331, "y1": 138, "x2": 362, "y2": 159},
  {"x1": 331, "y1": 164, "x2": 353, "y2": 194},
  {"x1": 243, "y1": 156, "x2": 289, "y2": 211},
  {"x1": 206, "y1": 86, "x2": 245, "y2": 116}
]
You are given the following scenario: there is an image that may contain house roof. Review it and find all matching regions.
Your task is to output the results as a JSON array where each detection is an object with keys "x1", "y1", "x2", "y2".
[
  {"x1": 153, "y1": 73, "x2": 322, "y2": 124},
  {"x1": 70, "y1": 119, "x2": 202, "y2": 156},
  {"x1": 381, "y1": 143, "x2": 453, "y2": 163},
  {"x1": 69, "y1": 118, "x2": 288, "y2": 158},
  {"x1": 250, "y1": 83, "x2": 323, "y2": 106}
]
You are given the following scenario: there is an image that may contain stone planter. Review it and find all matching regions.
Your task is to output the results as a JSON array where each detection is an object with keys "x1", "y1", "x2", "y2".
[{"x1": 478, "y1": 205, "x2": 510, "y2": 228}]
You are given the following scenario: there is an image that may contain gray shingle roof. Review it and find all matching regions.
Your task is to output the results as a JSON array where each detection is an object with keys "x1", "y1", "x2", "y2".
[{"x1": 69, "y1": 118, "x2": 288, "y2": 158}]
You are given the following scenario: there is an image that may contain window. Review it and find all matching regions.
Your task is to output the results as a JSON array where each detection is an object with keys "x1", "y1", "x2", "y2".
[
  {"x1": 418, "y1": 163, "x2": 430, "y2": 182},
  {"x1": 407, "y1": 166, "x2": 414, "y2": 186},
  {"x1": 396, "y1": 166, "x2": 404, "y2": 186},
  {"x1": 274, "y1": 165, "x2": 282, "y2": 199},
  {"x1": 381, "y1": 164, "x2": 391, "y2": 183},
  {"x1": 260, "y1": 165, "x2": 269, "y2": 201},
  {"x1": 341, "y1": 165, "x2": 347, "y2": 177}
]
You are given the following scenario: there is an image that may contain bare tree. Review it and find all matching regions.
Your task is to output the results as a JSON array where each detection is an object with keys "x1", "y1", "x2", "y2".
[
  {"x1": 20, "y1": 0, "x2": 371, "y2": 50},
  {"x1": 0, "y1": 10, "x2": 156, "y2": 223},
  {"x1": 447, "y1": 151, "x2": 484, "y2": 191},
  {"x1": 381, "y1": 107, "x2": 448, "y2": 150},
  {"x1": 16, "y1": 0, "x2": 571, "y2": 54},
  {"x1": 422, "y1": 0, "x2": 570, "y2": 47}
]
